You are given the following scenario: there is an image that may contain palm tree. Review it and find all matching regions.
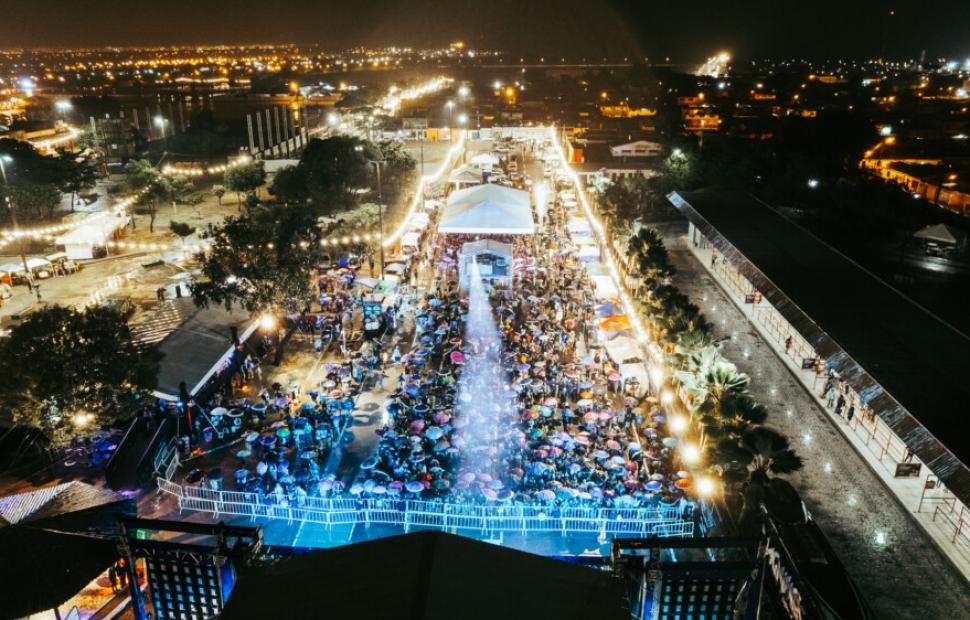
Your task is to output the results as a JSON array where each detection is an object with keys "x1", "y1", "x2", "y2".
[{"x1": 714, "y1": 426, "x2": 804, "y2": 532}]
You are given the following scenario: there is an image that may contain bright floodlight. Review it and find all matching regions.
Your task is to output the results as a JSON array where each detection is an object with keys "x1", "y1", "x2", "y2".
[
  {"x1": 259, "y1": 314, "x2": 277, "y2": 331},
  {"x1": 493, "y1": 80, "x2": 502, "y2": 90},
  {"x1": 446, "y1": 100, "x2": 455, "y2": 109},
  {"x1": 696, "y1": 477, "x2": 717, "y2": 496},
  {"x1": 55, "y1": 100, "x2": 72, "y2": 111},
  {"x1": 669, "y1": 415, "x2": 688, "y2": 434},
  {"x1": 0, "y1": 154, "x2": 12, "y2": 163},
  {"x1": 458, "y1": 85, "x2": 470, "y2": 97},
  {"x1": 807, "y1": 178, "x2": 819, "y2": 189},
  {"x1": 154, "y1": 115, "x2": 165, "y2": 127},
  {"x1": 327, "y1": 112, "x2": 339, "y2": 125},
  {"x1": 718, "y1": 52, "x2": 731, "y2": 63},
  {"x1": 681, "y1": 444, "x2": 701, "y2": 463},
  {"x1": 457, "y1": 113, "x2": 468, "y2": 125}
]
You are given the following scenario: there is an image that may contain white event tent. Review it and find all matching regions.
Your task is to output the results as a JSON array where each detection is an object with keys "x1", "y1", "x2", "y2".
[{"x1": 438, "y1": 184, "x2": 534, "y2": 235}]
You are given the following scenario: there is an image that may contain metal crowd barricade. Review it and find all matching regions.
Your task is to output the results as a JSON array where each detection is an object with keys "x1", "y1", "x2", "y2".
[{"x1": 157, "y1": 478, "x2": 694, "y2": 538}]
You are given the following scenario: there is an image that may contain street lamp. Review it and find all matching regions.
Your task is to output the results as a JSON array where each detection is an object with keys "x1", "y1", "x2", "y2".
[
  {"x1": 154, "y1": 115, "x2": 167, "y2": 141},
  {"x1": 0, "y1": 155, "x2": 35, "y2": 292},
  {"x1": 456, "y1": 112, "x2": 468, "y2": 125},
  {"x1": 445, "y1": 100, "x2": 455, "y2": 126},
  {"x1": 369, "y1": 160, "x2": 387, "y2": 280},
  {"x1": 458, "y1": 85, "x2": 470, "y2": 98},
  {"x1": 807, "y1": 178, "x2": 819, "y2": 189}
]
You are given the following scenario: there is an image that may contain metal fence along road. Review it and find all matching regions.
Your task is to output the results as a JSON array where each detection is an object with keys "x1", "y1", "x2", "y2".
[{"x1": 158, "y1": 478, "x2": 695, "y2": 538}]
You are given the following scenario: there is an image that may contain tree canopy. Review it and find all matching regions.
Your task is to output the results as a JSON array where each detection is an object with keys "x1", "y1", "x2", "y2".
[
  {"x1": 190, "y1": 203, "x2": 324, "y2": 315},
  {"x1": 224, "y1": 161, "x2": 267, "y2": 205},
  {"x1": 0, "y1": 305, "x2": 161, "y2": 447},
  {"x1": 267, "y1": 136, "x2": 415, "y2": 216}
]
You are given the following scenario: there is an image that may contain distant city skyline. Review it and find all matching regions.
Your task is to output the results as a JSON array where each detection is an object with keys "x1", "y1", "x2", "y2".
[{"x1": 3, "y1": 0, "x2": 970, "y2": 63}]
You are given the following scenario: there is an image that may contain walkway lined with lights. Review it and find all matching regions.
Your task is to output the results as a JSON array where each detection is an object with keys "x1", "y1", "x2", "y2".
[{"x1": 665, "y1": 231, "x2": 970, "y2": 616}]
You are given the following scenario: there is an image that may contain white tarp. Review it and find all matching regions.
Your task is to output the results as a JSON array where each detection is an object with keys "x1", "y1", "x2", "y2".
[
  {"x1": 438, "y1": 184, "x2": 534, "y2": 235},
  {"x1": 591, "y1": 275, "x2": 619, "y2": 299},
  {"x1": 604, "y1": 335, "x2": 642, "y2": 365},
  {"x1": 469, "y1": 152, "x2": 500, "y2": 168}
]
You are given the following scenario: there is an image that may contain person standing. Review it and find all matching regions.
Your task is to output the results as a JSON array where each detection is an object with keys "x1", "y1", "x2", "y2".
[{"x1": 835, "y1": 393, "x2": 846, "y2": 417}]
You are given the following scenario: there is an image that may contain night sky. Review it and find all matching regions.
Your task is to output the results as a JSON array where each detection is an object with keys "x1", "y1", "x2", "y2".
[{"x1": 3, "y1": 0, "x2": 970, "y2": 62}]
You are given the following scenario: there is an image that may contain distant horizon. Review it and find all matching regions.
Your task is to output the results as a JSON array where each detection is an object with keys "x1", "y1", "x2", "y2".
[{"x1": 3, "y1": 0, "x2": 969, "y2": 62}]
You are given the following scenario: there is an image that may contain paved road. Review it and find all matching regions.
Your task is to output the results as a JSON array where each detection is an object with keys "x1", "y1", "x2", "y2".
[{"x1": 655, "y1": 220, "x2": 970, "y2": 619}]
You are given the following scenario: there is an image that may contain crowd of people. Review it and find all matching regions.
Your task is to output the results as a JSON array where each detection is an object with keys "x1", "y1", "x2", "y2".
[
  {"x1": 188, "y1": 147, "x2": 692, "y2": 516},
  {"x1": 347, "y1": 183, "x2": 690, "y2": 510}
]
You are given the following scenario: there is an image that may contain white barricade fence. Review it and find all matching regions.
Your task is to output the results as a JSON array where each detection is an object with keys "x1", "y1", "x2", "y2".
[{"x1": 159, "y1": 477, "x2": 695, "y2": 538}]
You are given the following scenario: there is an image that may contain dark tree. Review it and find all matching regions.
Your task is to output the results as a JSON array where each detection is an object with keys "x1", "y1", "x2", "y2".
[{"x1": 0, "y1": 305, "x2": 161, "y2": 447}]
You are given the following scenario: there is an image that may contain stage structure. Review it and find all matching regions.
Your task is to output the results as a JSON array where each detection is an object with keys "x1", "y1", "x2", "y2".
[{"x1": 459, "y1": 239, "x2": 513, "y2": 290}]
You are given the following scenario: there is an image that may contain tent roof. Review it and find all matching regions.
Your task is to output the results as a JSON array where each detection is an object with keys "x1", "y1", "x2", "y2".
[
  {"x1": 449, "y1": 165, "x2": 484, "y2": 183},
  {"x1": 914, "y1": 223, "x2": 962, "y2": 245},
  {"x1": 154, "y1": 298, "x2": 255, "y2": 399},
  {"x1": 0, "y1": 481, "x2": 133, "y2": 617},
  {"x1": 220, "y1": 531, "x2": 627, "y2": 620},
  {"x1": 0, "y1": 526, "x2": 119, "y2": 618},
  {"x1": 461, "y1": 239, "x2": 512, "y2": 257},
  {"x1": 439, "y1": 184, "x2": 534, "y2": 235}
]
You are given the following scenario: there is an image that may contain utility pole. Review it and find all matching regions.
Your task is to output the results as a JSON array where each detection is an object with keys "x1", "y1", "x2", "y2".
[{"x1": 0, "y1": 156, "x2": 33, "y2": 291}]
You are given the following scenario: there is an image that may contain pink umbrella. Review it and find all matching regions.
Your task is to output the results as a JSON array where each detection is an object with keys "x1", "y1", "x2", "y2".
[
  {"x1": 389, "y1": 481, "x2": 405, "y2": 489},
  {"x1": 450, "y1": 351, "x2": 465, "y2": 364},
  {"x1": 583, "y1": 411, "x2": 598, "y2": 422},
  {"x1": 409, "y1": 419, "x2": 426, "y2": 431},
  {"x1": 481, "y1": 488, "x2": 498, "y2": 500},
  {"x1": 598, "y1": 412, "x2": 612, "y2": 422},
  {"x1": 544, "y1": 397, "x2": 558, "y2": 406},
  {"x1": 433, "y1": 412, "x2": 450, "y2": 424},
  {"x1": 606, "y1": 440, "x2": 622, "y2": 451}
]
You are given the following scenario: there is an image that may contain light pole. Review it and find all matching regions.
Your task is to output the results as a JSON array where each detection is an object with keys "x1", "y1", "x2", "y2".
[
  {"x1": 446, "y1": 100, "x2": 455, "y2": 128},
  {"x1": 0, "y1": 155, "x2": 33, "y2": 292},
  {"x1": 369, "y1": 159, "x2": 387, "y2": 280}
]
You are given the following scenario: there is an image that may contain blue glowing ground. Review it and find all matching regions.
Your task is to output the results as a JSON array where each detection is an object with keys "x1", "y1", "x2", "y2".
[{"x1": 249, "y1": 517, "x2": 610, "y2": 556}]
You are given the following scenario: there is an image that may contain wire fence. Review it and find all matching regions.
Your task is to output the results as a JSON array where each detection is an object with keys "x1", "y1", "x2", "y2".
[{"x1": 158, "y1": 477, "x2": 695, "y2": 538}]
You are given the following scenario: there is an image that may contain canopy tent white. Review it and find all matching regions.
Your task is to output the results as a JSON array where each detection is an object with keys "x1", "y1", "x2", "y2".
[
  {"x1": 603, "y1": 335, "x2": 648, "y2": 396},
  {"x1": 914, "y1": 223, "x2": 963, "y2": 246},
  {"x1": 25, "y1": 257, "x2": 51, "y2": 271},
  {"x1": 424, "y1": 199, "x2": 443, "y2": 211},
  {"x1": 567, "y1": 217, "x2": 592, "y2": 234},
  {"x1": 591, "y1": 275, "x2": 619, "y2": 299},
  {"x1": 438, "y1": 184, "x2": 534, "y2": 235},
  {"x1": 54, "y1": 212, "x2": 129, "y2": 260},
  {"x1": 571, "y1": 234, "x2": 597, "y2": 246},
  {"x1": 578, "y1": 245, "x2": 600, "y2": 261},
  {"x1": 448, "y1": 165, "x2": 484, "y2": 188}
]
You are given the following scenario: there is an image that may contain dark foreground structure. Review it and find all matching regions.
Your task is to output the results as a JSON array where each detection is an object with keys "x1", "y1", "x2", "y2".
[{"x1": 221, "y1": 530, "x2": 629, "y2": 620}]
